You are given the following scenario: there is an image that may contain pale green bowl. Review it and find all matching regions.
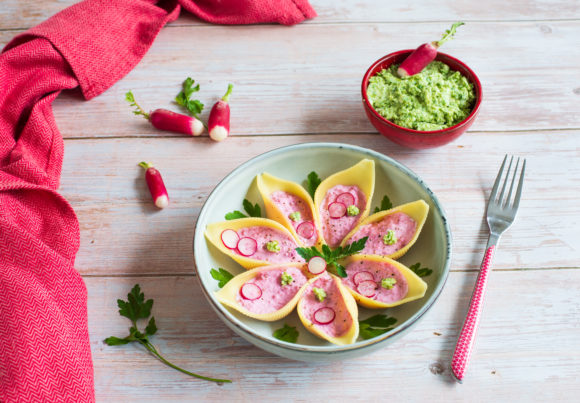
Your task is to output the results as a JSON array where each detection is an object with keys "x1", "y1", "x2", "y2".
[{"x1": 193, "y1": 143, "x2": 452, "y2": 361}]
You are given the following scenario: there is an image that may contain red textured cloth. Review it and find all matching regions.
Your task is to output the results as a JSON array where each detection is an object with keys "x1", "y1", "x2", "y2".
[{"x1": 0, "y1": 0, "x2": 315, "y2": 401}]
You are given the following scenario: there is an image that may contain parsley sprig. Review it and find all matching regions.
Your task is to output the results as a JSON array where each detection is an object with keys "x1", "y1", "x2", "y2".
[
  {"x1": 305, "y1": 171, "x2": 321, "y2": 198},
  {"x1": 373, "y1": 195, "x2": 393, "y2": 213},
  {"x1": 273, "y1": 324, "x2": 299, "y2": 343},
  {"x1": 296, "y1": 237, "x2": 368, "y2": 278},
  {"x1": 175, "y1": 77, "x2": 204, "y2": 119},
  {"x1": 409, "y1": 262, "x2": 433, "y2": 277},
  {"x1": 210, "y1": 268, "x2": 234, "y2": 288},
  {"x1": 359, "y1": 314, "x2": 398, "y2": 340},
  {"x1": 104, "y1": 284, "x2": 231, "y2": 384},
  {"x1": 225, "y1": 199, "x2": 262, "y2": 220},
  {"x1": 125, "y1": 91, "x2": 150, "y2": 120}
]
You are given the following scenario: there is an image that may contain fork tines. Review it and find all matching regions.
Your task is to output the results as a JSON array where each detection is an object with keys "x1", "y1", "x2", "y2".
[{"x1": 489, "y1": 155, "x2": 526, "y2": 210}]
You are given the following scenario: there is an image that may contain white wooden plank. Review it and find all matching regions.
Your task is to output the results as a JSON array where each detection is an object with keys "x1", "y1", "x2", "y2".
[
  {"x1": 1, "y1": 0, "x2": 579, "y2": 31},
  {"x1": 60, "y1": 132, "x2": 580, "y2": 276},
  {"x1": 87, "y1": 270, "x2": 580, "y2": 401}
]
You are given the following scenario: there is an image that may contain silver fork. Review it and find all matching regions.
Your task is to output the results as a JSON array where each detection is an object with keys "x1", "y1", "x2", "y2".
[{"x1": 451, "y1": 155, "x2": 526, "y2": 383}]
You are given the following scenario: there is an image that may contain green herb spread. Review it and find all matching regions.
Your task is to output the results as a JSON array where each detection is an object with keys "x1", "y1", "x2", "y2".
[
  {"x1": 347, "y1": 205, "x2": 360, "y2": 216},
  {"x1": 367, "y1": 61, "x2": 475, "y2": 131},
  {"x1": 313, "y1": 287, "x2": 327, "y2": 302},
  {"x1": 381, "y1": 278, "x2": 397, "y2": 289},
  {"x1": 289, "y1": 211, "x2": 301, "y2": 222},
  {"x1": 266, "y1": 240, "x2": 280, "y2": 253},
  {"x1": 383, "y1": 230, "x2": 397, "y2": 245},
  {"x1": 281, "y1": 271, "x2": 293, "y2": 286}
]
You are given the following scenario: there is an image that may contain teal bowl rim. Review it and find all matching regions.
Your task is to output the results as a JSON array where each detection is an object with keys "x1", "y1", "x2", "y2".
[{"x1": 193, "y1": 142, "x2": 452, "y2": 354}]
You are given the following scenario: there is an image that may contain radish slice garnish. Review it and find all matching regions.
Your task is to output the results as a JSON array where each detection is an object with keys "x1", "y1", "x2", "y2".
[
  {"x1": 335, "y1": 192, "x2": 355, "y2": 206},
  {"x1": 313, "y1": 307, "x2": 336, "y2": 325},
  {"x1": 240, "y1": 283, "x2": 262, "y2": 300},
  {"x1": 328, "y1": 202, "x2": 347, "y2": 219},
  {"x1": 220, "y1": 229, "x2": 239, "y2": 249},
  {"x1": 357, "y1": 280, "x2": 378, "y2": 298},
  {"x1": 353, "y1": 271, "x2": 374, "y2": 285},
  {"x1": 308, "y1": 256, "x2": 327, "y2": 275},
  {"x1": 237, "y1": 237, "x2": 257, "y2": 257},
  {"x1": 296, "y1": 221, "x2": 315, "y2": 239}
]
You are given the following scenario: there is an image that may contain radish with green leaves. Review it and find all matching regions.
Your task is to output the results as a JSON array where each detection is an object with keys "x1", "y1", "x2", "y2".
[
  {"x1": 126, "y1": 91, "x2": 204, "y2": 136},
  {"x1": 208, "y1": 84, "x2": 233, "y2": 142},
  {"x1": 139, "y1": 162, "x2": 169, "y2": 209},
  {"x1": 397, "y1": 22, "x2": 464, "y2": 78}
]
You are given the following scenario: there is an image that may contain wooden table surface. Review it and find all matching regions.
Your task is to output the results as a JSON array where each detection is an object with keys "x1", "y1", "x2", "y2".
[{"x1": 3, "y1": 1, "x2": 580, "y2": 401}]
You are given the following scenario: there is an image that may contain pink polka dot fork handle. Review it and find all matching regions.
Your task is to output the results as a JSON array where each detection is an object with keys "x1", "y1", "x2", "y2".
[{"x1": 450, "y1": 155, "x2": 526, "y2": 383}]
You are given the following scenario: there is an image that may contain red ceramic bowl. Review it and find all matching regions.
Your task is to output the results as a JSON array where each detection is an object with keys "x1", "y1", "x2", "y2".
[{"x1": 361, "y1": 50, "x2": 482, "y2": 149}]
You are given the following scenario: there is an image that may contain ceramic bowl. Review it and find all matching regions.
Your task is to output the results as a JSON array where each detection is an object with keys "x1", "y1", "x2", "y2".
[
  {"x1": 361, "y1": 50, "x2": 482, "y2": 149},
  {"x1": 193, "y1": 143, "x2": 452, "y2": 361}
]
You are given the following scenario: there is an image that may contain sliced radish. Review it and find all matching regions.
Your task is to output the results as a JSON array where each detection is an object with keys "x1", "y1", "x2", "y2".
[
  {"x1": 357, "y1": 280, "x2": 378, "y2": 298},
  {"x1": 237, "y1": 237, "x2": 257, "y2": 257},
  {"x1": 220, "y1": 229, "x2": 239, "y2": 249},
  {"x1": 353, "y1": 271, "x2": 374, "y2": 285},
  {"x1": 296, "y1": 221, "x2": 315, "y2": 239},
  {"x1": 313, "y1": 307, "x2": 336, "y2": 325},
  {"x1": 308, "y1": 256, "x2": 327, "y2": 275},
  {"x1": 240, "y1": 283, "x2": 262, "y2": 300},
  {"x1": 328, "y1": 202, "x2": 346, "y2": 219},
  {"x1": 335, "y1": 192, "x2": 355, "y2": 206}
]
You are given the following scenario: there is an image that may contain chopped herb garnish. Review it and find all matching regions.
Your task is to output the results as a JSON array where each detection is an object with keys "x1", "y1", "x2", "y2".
[
  {"x1": 175, "y1": 77, "x2": 204, "y2": 119},
  {"x1": 373, "y1": 195, "x2": 393, "y2": 213},
  {"x1": 273, "y1": 323, "x2": 299, "y2": 343},
  {"x1": 105, "y1": 284, "x2": 230, "y2": 383},
  {"x1": 289, "y1": 211, "x2": 301, "y2": 222},
  {"x1": 225, "y1": 198, "x2": 262, "y2": 220},
  {"x1": 210, "y1": 268, "x2": 234, "y2": 288},
  {"x1": 347, "y1": 205, "x2": 360, "y2": 216},
  {"x1": 359, "y1": 314, "x2": 398, "y2": 340},
  {"x1": 281, "y1": 271, "x2": 293, "y2": 286},
  {"x1": 313, "y1": 287, "x2": 326, "y2": 302},
  {"x1": 295, "y1": 237, "x2": 368, "y2": 278},
  {"x1": 383, "y1": 230, "x2": 396, "y2": 245},
  {"x1": 381, "y1": 277, "x2": 397, "y2": 289},
  {"x1": 266, "y1": 240, "x2": 280, "y2": 253},
  {"x1": 409, "y1": 262, "x2": 433, "y2": 277},
  {"x1": 305, "y1": 171, "x2": 321, "y2": 198}
]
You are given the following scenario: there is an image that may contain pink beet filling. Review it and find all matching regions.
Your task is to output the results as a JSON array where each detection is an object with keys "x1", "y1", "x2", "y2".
[
  {"x1": 237, "y1": 267, "x2": 307, "y2": 314},
  {"x1": 342, "y1": 260, "x2": 408, "y2": 303},
  {"x1": 348, "y1": 212, "x2": 417, "y2": 255},
  {"x1": 233, "y1": 226, "x2": 304, "y2": 264},
  {"x1": 320, "y1": 185, "x2": 366, "y2": 247},
  {"x1": 299, "y1": 273, "x2": 353, "y2": 338},
  {"x1": 270, "y1": 190, "x2": 318, "y2": 246}
]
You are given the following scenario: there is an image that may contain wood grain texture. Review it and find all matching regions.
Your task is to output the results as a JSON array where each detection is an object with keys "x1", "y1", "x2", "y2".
[
  {"x1": 2, "y1": 0, "x2": 579, "y2": 30},
  {"x1": 61, "y1": 132, "x2": 580, "y2": 276},
  {"x1": 88, "y1": 270, "x2": 580, "y2": 401}
]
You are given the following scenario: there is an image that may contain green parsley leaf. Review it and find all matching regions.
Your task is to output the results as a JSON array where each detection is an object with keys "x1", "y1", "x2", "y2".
[
  {"x1": 210, "y1": 268, "x2": 235, "y2": 288},
  {"x1": 409, "y1": 262, "x2": 433, "y2": 277},
  {"x1": 334, "y1": 263, "x2": 347, "y2": 278},
  {"x1": 305, "y1": 171, "x2": 321, "y2": 198},
  {"x1": 373, "y1": 195, "x2": 393, "y2": 213},
  {"x1": 125, "y1": 91, "x2": 150, "y2": 120},
  {"x1": 225, "y1": 210, "x2": 247, "y2": 220},
  {"x1": 105, "y1": 284, "x2": 231, "y2": 384},
  {"x1": 273, "y1": 324, "x2": 299, "y2": 343},
  {"x1": 242, "y1": 199, "x2": 262, "y2": 217},
  {"x1": 175, "y1": 77, "x2": 204, "y2": 118},
  {"x1": 295, "y1": 237, "x2": 368, "y2": 278},
  {"x1": 295, "y1": 246, "x2": 322, "y2": 261},
  {"x1": 358, "y1": 314, "x2": 398, "y2": 340}
]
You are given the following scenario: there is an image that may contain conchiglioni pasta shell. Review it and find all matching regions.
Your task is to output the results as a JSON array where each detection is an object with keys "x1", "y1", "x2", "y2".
[
  {"x1": 340, "y1": 199, "x2": 429, "y2": 260},
  {"x1": 341, "y1": 254, "x2": 428, "y2": 309}
]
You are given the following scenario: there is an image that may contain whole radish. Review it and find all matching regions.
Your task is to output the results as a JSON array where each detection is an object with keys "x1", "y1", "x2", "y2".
[
  {"x1": 397, "y1": 22, "x2": 464, "y2": 78},
  {"x1": 208, "y1": 84, "x2": 233, "y2": 142},
  {"x1": 139, "y1": 162, "x2": 169, "y2": 209},
  {"x1": 126, "y1": 91, "x2": 204, "y2": 136}
]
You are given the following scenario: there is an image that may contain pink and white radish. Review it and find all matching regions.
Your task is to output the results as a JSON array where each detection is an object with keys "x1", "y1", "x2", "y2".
[
  {"x1": 308, "y1": 256, "x2": 327, "y2": 275},
  {"x1": 150, "y1": 109, "x2": 204, "y2": 136},
  {"x1": 313, "y1": 307, "x2": 336, "y2": 325},
  {"x1": 240, "y1": 283, "x2": 262, "y2": 300},
  {"x1": 328, "y1": 202, "x2": 347, "y2": 219},
  {"x1": 353, "y1": 271, "x2": 374, "y2": 286},
  {"x1": 357, "y1": 280, "x2": 378, "y2": 298},
  {"x1": 221, "y1": 229, "x2": 239, "y2": 249},
  {"x1": 237, "y1": 237, "x2": 257, "y2": 257},
  {"x1": 208, "y1": 84, "x2": 233, "y2": 142},
  {"x1": 138, "y1": 162, "x2": 169, "y2": 209},
  {"x1": 397, "y1": 22, "x2": 465, "y2": 78},
  {"x1": 335, "y1": 192, "x2": 355, "y2": 206},
  {"x1": 296, "y1": 221, "x2": 316, "y2": 239}
]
